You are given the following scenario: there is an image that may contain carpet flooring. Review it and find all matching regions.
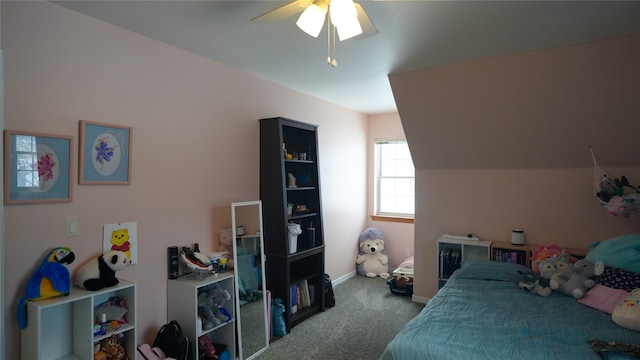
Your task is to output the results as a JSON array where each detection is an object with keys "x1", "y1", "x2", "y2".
[{"x1": 254, "y1": 275, "x2": 424, "y2": 360}]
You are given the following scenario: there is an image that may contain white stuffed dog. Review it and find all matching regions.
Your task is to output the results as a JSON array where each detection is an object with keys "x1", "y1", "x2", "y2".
[{"x1": 356, "y1": 228, "x2": 390, "y2": 279}]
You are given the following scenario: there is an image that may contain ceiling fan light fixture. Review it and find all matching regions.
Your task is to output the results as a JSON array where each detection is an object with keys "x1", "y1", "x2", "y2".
[
  {"x1": 329, "y1": 0, "x2": 356, "y2": 26},
  {"x1": 329, "y1": 0, "x2": 362, "y2": 41},
  {"x1": 296, "y1": 0, "x2": 328, "y2": 38},
  {"x1": 336, "y1": 17, "x2": 362, "y2": 41}
]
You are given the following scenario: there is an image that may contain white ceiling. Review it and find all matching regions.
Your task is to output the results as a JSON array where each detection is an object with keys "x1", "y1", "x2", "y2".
[{"x1": 52, "y1": 1, "x2": 640, "y2": 114}]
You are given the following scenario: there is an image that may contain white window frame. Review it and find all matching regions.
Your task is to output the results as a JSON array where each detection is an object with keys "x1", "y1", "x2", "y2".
[{"x1": 374, "y1": 139, "x2": 415, "y2": 218}]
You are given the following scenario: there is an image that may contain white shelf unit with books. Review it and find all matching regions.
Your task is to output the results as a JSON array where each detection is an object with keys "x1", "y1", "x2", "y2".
[
  {"x1": 167, "y1": 272, "x2": 236, "y2": 358},
  {"x1": 437, "y1": 236, "x2": 492, "y2": 289},
  {"x1": 20, "y1": 280, "x2": 136, "y2": 360}
]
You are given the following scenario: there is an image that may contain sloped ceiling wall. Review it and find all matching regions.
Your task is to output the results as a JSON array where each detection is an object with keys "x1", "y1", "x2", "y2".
[
  {"x1": 389, "y1": 34, "x2": 640, "y2": 299},
  {"x1": 390, "y1": 34, "x2": 640, "y2": 170}
]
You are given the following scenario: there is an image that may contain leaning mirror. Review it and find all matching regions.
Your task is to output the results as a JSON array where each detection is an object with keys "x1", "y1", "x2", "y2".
[{"x1": 232, "y1": 200, "x2": 269, "y2": 360}]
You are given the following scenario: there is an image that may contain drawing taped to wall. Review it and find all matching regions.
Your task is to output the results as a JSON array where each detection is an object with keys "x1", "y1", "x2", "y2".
[{"x1": 103, "y1": 222, "x2": 138, "y2": 264}]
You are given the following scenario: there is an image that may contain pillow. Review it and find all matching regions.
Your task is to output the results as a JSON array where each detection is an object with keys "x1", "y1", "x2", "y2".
[
  {"x1": 452, "y1": 259, "x2": 531, "y2": 283},
  {"x1": 397, "y1": 256, "x2": 414, "y2": 269},
  {"x1": 586, "y1": 234, "x2": 640, "y2": 274},
  {"x1": 530, "y1": 244, "x2": 578, "y2": 274},
  {"x1": 597, "y1": 265, "x2": 640, "y2": 292},
  {"x1": 578, "y1": 284, "x2": 629, "y2": 314},
  {"x1": 612, "y1": 288, "x2": 640, "y2": 332}
]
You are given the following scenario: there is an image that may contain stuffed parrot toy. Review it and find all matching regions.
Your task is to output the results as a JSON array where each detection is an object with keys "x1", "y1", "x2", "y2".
[{"x1": 17, "y1": 246, "x2": 76, "y2": 329}]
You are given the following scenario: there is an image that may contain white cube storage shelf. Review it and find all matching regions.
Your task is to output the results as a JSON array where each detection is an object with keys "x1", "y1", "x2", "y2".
[{"x1": 20, "y1": 280, "x2": 136, "y2": 360}]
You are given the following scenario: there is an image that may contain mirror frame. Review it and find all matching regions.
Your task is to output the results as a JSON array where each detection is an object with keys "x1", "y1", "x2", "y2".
[{"x1": 232, "y1": 200, "x2": 269, "y2": 360}]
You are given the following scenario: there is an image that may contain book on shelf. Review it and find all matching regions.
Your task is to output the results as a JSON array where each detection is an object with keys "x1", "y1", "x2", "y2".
[
  {"x1": 301, "y1": 280, "x2": 311, "y2": 308},
  {"x1": 308, "y1": 284, "x2": 315, "y2": 305},
  {"x1": 493, "y1": 249, "x2": 526, "y2": 265},
  {"x1": 290, "y1": 285, "x2": 297, "y2": 314},
  {"x1": 290, "y1": 280, "x2": 314, "y2": 314}
]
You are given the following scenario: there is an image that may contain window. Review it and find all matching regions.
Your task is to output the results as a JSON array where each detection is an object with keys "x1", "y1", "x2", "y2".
[
  {"x1": 374, "y1": 139, "x2": 415, "y2": 217},
  {"x1": 15, "y1": 135, "x2": 40, "y2": 188}
]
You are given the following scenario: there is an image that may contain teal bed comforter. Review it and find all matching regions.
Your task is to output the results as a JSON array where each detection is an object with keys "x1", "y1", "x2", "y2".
[{"x1": 381, "y1": 260, "x2": 640, "y2": 360}]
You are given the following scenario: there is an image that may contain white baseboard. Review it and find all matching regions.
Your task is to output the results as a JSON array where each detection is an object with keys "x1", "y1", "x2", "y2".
[
  {"x1": 411, "y1": 295, "x2": 430, "y2": 304},
  {"x1": 332, "y1": 271, "x2": 357, "y2": 286}
]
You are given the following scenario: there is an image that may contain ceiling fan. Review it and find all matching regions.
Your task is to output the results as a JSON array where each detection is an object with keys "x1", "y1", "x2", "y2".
[{"x1": 251, "y1": 0, "x2": 379, "y2": 41}]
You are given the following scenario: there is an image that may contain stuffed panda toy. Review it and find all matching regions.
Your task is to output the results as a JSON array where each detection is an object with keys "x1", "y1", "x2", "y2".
[{"x1": 75, "y1": 250, "x2": 131, "y2": 291}]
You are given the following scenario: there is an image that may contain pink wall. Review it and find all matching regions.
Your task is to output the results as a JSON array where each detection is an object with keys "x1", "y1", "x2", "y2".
[
  {"x1": 367, "y1": 113, "x2": 415, "y2": 269},
  {"x1": 390, "y1": 34, "x2": 640, "y2": 301},
  {"x1": 1, "y1": 2, "x2": 367, "y2": 358}
]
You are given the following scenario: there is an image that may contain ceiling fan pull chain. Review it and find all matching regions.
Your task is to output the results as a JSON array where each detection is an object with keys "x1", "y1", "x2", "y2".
[
  {"x1": 327, "y1": 13, "x2": 331, "y2": 65},
  {"x1": 331, "y1": 23, "x2": 337, "y2": 67}
]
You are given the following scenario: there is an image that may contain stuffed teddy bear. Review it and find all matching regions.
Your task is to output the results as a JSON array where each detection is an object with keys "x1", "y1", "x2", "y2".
[
  {"x1": 551, "y1": 259, "x2": 605, "y2": 299},
  {"x1": 218, "y1": 228, "x2": 235, "y2": 269},
  {"x1": 198, "y1": 284, "x2": 231, "y2": 330},
  {"x1": 518, "y1": 270, "x2": 551, "y2": 297},
  {"x1": 356, "y1": 228, "x2": 390, "y2": 279},
  {"x1": 76, "y1": 250, "x2": 131, "y2": 291}
]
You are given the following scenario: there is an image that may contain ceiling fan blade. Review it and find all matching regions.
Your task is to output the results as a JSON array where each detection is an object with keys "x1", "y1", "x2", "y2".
[
  {"x1": 251, "y1": 0, "x2": 313, "y2": 24},
  {"x1": 353, "y1": 2, "x2": 378, "y2": 40}
]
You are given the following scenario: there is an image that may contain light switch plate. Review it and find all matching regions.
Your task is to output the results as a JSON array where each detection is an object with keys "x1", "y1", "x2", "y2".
[{"x1": 66, "y1": 216, "x2": 79, "y2": 237}]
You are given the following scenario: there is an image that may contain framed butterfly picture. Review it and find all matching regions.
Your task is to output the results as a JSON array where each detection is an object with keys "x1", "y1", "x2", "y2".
[
  {"x1": 79, "y1": 120, "x2": 132, "y2": 185},
  {"x1": 4, "y1": 130, "x2": 73, "y2": 204}
]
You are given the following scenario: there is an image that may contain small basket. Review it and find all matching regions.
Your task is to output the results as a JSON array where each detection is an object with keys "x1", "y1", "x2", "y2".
[
  {"x1": 179, "y1": 250, "x2": 214, "y2": 279},
  {"x1": 387, "y1": 277, "x2": 413, "y2": 296}
]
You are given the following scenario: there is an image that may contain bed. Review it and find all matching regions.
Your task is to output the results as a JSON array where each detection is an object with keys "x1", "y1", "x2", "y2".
[{"x1": 380, "y1": 258, "x2": 640, "y2": 360}]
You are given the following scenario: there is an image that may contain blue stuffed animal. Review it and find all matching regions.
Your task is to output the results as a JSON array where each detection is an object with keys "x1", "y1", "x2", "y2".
[{"x1": 17, "y1": 247, "x2": 76, "y2": 329}]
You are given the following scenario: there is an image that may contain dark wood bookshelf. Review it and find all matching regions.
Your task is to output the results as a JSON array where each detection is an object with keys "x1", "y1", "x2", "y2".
[{"x1": 259, "y1": 117, "x2": 326, "y2": 332}]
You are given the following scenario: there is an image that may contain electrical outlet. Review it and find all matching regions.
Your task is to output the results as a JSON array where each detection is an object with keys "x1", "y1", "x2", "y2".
[
  {"x1": 66, "y1": 216, "x2": 80, "y2": 237},
  {"x1": 404, "y1": 248, "x2": 411, "y2": 258}
]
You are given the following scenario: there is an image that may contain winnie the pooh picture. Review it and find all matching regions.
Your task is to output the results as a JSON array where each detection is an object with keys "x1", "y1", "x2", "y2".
[{"x1": 103, "y1": 222, "x2": 138, "y2": 264}]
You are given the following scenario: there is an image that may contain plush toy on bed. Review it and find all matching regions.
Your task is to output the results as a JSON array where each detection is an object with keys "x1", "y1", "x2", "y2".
[
  {"x1": 356, "y1": 227, "x2": 390, "y2": 279},
  {"x1": 75, "y1": 250, "x2": 131, "y2": 291},
  {"x1": 518, "y1": 270, "x2": 551, "y2": 297},
  {"x1": 536, "y1": 253, "x2": 572, "y2": 288},
  {"x1": 198, "y1": 283, "x2": 232, "y2": 330},
  {"x1": 551, "y1": 259, "x2": 605, "y2": 299},
  {"x1": 530, "y1": 245, "x2": 577, "y2": 274}
]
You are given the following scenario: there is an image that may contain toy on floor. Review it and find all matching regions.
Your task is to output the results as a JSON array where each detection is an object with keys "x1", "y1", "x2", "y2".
[
  {"x1": 356, "y1": 227, "x2": 390, "y2": 279},
  {"x1": 17, "y1": 247, "x2": 76, "y2": 329},
  {"x1": 75, "y1": 250, "x2": 131, "y2": 291}
]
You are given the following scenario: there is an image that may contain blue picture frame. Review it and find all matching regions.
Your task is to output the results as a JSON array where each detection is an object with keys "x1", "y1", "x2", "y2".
[
  {"x1": 4, "y1": 130, "x2": 73, "y2": 204},
  {"x1": 79, "y1": 120, "x2": 132, "y2": 184}
]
